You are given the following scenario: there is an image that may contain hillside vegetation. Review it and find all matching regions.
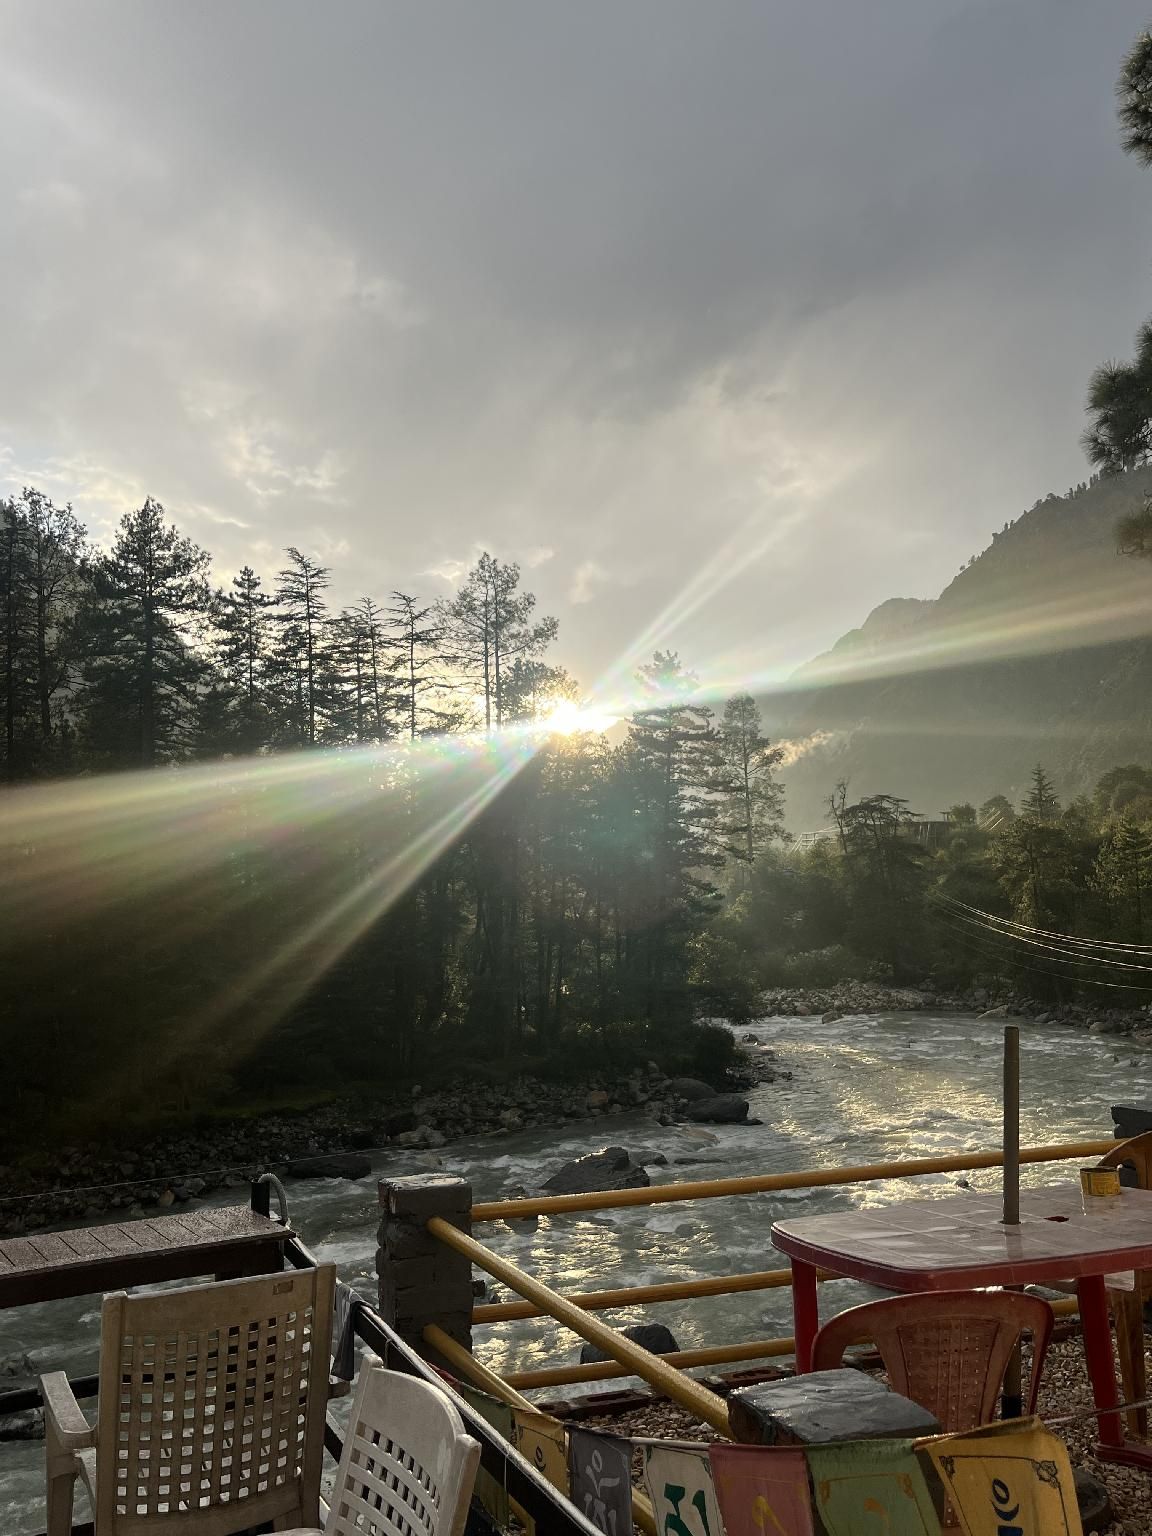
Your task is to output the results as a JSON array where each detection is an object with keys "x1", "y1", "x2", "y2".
[{"x1": 771, "y1": 468, "x2": 1152, "y2": 829}]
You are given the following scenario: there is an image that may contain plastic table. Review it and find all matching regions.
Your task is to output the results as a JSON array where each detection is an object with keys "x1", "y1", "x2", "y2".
[{"x1": 772, "y1": 1182, "x2": 1152, "y2": 1465}]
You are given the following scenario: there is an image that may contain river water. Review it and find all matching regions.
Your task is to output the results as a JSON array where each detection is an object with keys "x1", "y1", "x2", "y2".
[{"x1": 3, "y1": 1008, "x2": 1149, "y2": 1529}]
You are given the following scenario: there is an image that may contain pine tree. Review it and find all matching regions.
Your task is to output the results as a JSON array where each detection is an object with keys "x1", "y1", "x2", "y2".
[
  {"x1": 82, "y1": 497, "x2": 211, "y2": 767},
  {"x1": 272, "y1": 548, "x2": 331, "y2": 746},
  {"x1": 1021, "y1": 764, "x2": 1060, "y2": 821},
  {"x1": 211, "y1": 564, "x2": 276, "y2": 751},
  {"x1": 717, "y1": 693, "x2": 784, "y2": 869},
  {"x1": 387, "y1": 591, "x2": 444, "y2": 739},
  {"x1": 0, "y1": 490, "x2": 89, "y2": 778},
  {"x1": 439, "y1": 553, "x2": 557, "y2": 729}
]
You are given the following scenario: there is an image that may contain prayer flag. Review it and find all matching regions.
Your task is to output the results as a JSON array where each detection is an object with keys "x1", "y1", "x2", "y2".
[
  {"x1": 708, "y1": 1442, "x2": 815, "y2": 1536},
  {"x1": 806, "y1": 1438, "x2": 939, "y2": 1536},
  {"x1": 643, "y1": 1444, "x2": 724, "y2": 1536},
  {"x1": 568, "y1": 1426, "x2": 635, "y2": 1535},
  {"x1": 920, "y1": 1417, "x2": 1083, "y2": 1536},
  {"x1": 458, "y1": 1383, "x2": 514, "y2": 1528},
  {"x1": 512, "y1": 1405, "x2": 570, "y2": 1492}
]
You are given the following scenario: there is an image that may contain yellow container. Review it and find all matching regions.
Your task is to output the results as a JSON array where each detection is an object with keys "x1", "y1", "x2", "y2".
[{"x1": 1080, "y1": 1166, "x2": 1122, "y2": 1199}]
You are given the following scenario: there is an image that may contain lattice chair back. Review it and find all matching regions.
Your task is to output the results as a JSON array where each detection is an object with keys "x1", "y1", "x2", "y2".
[
  {"x1": 811, "y1": 1289, "x2": 1054, "y2": 1433},
  {"x1": 323, "y1": 1358, "x2": 480, "y2": 1536},
  {"x1": 93, "y1": 1264, "x2": 335, "y2": 1533}
]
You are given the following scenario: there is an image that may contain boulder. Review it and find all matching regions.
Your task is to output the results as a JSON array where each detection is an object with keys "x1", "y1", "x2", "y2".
[
  {"x1": 977, "y1": 1005, "x2": 1010, "y2": 1020},
  {"x1": 1113, "y1": 1104, "x2": 1152, "y2": 1138},
  {"x1": 541, "y1": 1146, "x2": 650, "y2": 1195},
  {"x1": 0, "y1": 1409, "x2": 43, "y2": 1441},
  {"x1": 1074, "y1": 1469, "x2": 1114, "y2": 1534},
  {"x1": 821, "y1": 1010, "x2": 841, "y2": 1023},
  {"x1": 580, "y1": 1323, "x2": 681, "y2": 1363},
  {"x1": 665, "y1": 1077, "x2": 715, "y2": 1102},
  {"x1": 284, "y1": 1154, "x2": 371, "y2": 1180},
  {"x1": 585, "y1": 1090, "x2": 610, "y2": 1110},
  {"x1": 382, "y1": 1110, "x2": 418, "y2": 1138},
  {"x1": 686, "y1": 1095, "x2": 750, "y2": 1125},
  {"x1": 730, "y1": 1371, "x2": 940, "y2": 1446}
]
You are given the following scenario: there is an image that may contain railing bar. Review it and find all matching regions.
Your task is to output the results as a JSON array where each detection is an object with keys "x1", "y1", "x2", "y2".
[
  {"x1": 473, "y1": 1266, "x2": 839, "y2": 1322},
  {"x1": 470, "y1": 1139, "x2": 1119, "y2": 1220},
  {"x1": 500, "y1": 1295, "x2": 1085, "y2": 1388},
  {"x1": 426, "y1": 1215, "x2": 732, "y2": 1434}
]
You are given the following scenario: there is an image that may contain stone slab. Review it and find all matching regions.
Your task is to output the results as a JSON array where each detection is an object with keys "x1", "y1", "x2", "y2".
[{"x1": 729, "y1": 1369, "x2": 941, "y2": 1446}]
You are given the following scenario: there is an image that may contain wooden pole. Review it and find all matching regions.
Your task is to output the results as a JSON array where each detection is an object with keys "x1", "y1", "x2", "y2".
[{"x1": 1002, "y1": 1023, "x2": 1023, "y2": 1417}]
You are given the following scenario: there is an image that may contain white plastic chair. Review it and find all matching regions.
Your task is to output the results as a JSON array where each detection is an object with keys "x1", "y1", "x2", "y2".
[
  {"x1": 281, "y1": 1356, "x2": 480, "y2": 1536},
  {"x1": 42, "y1": 1263, "x2": 335, "y2": 1535}
]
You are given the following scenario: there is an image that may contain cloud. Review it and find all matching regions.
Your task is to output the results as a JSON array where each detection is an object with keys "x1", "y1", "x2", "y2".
[{"x1": 0, "y1": 0, "x2": 1148, "y2": 691}]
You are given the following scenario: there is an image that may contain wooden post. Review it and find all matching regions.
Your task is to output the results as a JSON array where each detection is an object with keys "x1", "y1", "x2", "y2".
[{"x1": 1002, "y1": 1024, "x2": 1023, "y2": 1417}]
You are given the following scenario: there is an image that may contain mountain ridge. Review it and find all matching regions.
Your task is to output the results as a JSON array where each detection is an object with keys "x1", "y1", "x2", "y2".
[{"x1": 767, "y1": 468, "x2": 1152, "y2": 829}]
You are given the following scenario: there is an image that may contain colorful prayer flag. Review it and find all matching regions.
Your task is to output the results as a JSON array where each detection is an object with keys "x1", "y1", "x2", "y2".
[
  {"x1": 512, "y1": 1405, "x2": 570, "y2": 1492},
  {"x1": 919, "y1": 1417, "x2": 1083, "y2": 1535},
  {"x1": 568, "y1": 1426, "x2": 635, "y2": 1535},
  {"x1": 642, "y1": 1444, "x2": 724, "y2": 1536},
  {"x1": 708, "y1": 1442, "x2": 815, "y2": 1536},
  {"x1": 806, "y1": 1438, "x2": 940, "y2": 1536},
  {"x1": 458, "y1": 1383, "x2": 514, "y2": 1528}
]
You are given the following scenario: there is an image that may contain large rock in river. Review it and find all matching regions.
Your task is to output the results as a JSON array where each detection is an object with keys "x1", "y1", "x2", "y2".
[
  {"x1": 580, "y1": 1323, "x2": 680, "y2": 1363},
  {"x1": 686, "y1": 1095, "x2": 750, "y2": 1124},
  {"x1": 665, "y1": 1077, "x2": 716, "y2": 1102},
  {"x1": 541, "y1": 1146, "x2": 650, "y2": 1195}
]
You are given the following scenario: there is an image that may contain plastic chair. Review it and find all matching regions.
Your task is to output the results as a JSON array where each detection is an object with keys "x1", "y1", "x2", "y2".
[
  {"x1": 812, "y1": 1289, "x2": 1054, "y2": 1433},
  {"x1": 1096, "y1": 1131, "x2": 1152, "y2": 1437},
  {"x1": 41, "y1": 1263, "x2": 335, "y2": 1535},
  {"x1": 280, "y1": 1355, "x2": 481, "y2": 1536}
]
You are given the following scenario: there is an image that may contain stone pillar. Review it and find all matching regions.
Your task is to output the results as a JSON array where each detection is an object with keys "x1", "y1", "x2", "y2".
[{"x1": 377, "y1": 1174, "x2": 474, "y2": 1361}]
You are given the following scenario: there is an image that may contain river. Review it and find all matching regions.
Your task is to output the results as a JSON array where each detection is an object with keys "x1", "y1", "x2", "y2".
[{"x1": 2, "y1": 1007, "x2": 1148, "y2": 1529}]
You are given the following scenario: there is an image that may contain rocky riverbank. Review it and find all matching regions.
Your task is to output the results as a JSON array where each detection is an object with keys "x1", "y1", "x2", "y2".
[
  {"x1": 0, "y1": 1045, "x2": 788, "y2": 1236},
  {"x1": 758, "y1": 980, "x2": 965, "y2": 1018}
]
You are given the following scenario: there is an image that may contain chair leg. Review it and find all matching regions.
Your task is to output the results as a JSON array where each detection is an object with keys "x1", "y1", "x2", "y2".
[
  {"x1": 46, "y1": 1471, "x2": 75, "y2": 1536},
  {"x1": 1112, "y1": 1287, "x2": 1148, "y2": 1440}
]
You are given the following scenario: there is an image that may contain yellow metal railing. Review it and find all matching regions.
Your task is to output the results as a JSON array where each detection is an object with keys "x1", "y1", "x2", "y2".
[
  {"x1": 416, "y1": 1138, "x2": 1114, "y2": 1429},
  {"x1": 470, "y1": 1139, "x2": 1118, "y2": 1221}
]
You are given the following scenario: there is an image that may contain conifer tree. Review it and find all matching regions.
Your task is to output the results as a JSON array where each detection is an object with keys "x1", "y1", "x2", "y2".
[
  {"x1": 82, "y1": 497, "x2": 211, "y2": 767},
  {"x1": 272, "y1": 548, "x2": 331, "y2": 746},
  {"x1": 717, "y1": 693, "x2": 784, "y2": 869},
  {"x1": 439, "y1": 553, "x2": 557, "y2": 729}
]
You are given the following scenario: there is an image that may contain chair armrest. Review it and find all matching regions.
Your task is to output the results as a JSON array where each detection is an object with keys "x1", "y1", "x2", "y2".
[{"x1": 40, "y1": 1372, "x2": 94, "y2": 1450}]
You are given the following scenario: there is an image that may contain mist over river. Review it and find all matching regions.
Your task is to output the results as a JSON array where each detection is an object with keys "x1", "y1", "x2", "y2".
[{"x1": 3, "y1": 1008, "x2": 1149, "y2": 1529}]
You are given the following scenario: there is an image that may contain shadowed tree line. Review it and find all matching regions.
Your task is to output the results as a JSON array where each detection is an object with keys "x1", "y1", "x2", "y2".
[
  {"x1": 695, "y1": 764, "x2": 1152, "y2": 1016},
  {"x1": 0, "y1": 490, "x2": 787, "y2": 1141}
]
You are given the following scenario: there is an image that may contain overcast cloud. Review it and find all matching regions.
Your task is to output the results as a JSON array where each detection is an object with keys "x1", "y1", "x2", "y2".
[{"x1": 1, "y1": 1, "x2": 1150, "y2": 693}]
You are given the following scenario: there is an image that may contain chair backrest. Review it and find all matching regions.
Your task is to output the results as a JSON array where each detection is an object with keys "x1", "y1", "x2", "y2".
[
  {"x1": 325, "y1": 1358, "x2": 480, "y2": 1536},
  {"x1": 811, "y1": 1289, "x2": 1054, "y2": 1433},
  {"x1": 94, "y1": 1263, "x2": 335, "y2": 1534},
  {"x1": 1099, "y1": 1130, "x2": 1152, "y2": 1189}
]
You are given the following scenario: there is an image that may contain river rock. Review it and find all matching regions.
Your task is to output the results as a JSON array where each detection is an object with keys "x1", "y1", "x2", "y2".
[
  {"x1": 1074, "y1": 1469, "x2": 1114, "y2": 1533},
  {"x1": 821, "y1": 1010, "x2": 841, "y2": 1023},
  {"x1": 541, "y1": 1146, "x2": 650, "y2": 1195},
  {"x1": 579, "y1": 1323, "x2": 680, "y2": 1363},
  {"x1": 585, "y1": 1090, "x2": 610, "y2": 1110},
  {"x1": 686, "y1": 1095, "x2": 750, "y2": 1124},
  {"x1": 665, "y1": 1077, "x2": 715, "y2": 1102},
  {"x1": 284, "y1": 1154, "x2": 371, "y2": 1180},
  {"x1": 977, "y1": 1005, "x2": 1011, "y2": 1019},
  {"x1": 0, "y1": 1409, "x2": 43, "y2": 1441}
]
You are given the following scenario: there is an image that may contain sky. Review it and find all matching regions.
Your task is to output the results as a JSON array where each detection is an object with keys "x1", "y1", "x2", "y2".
[{"x1": 2, "y1": 1, "x2": 1152, "y2": 696}]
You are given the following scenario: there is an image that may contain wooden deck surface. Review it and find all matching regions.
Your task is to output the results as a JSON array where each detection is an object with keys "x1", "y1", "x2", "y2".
[{"x1": 0, "y1": 1207, "x2": 293, "y2": 1306}]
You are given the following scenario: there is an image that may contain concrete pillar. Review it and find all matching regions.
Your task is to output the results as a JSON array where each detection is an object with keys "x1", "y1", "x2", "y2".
[{"x1": 377, "y1": 1173, "x2": 474, "y2": 1360}]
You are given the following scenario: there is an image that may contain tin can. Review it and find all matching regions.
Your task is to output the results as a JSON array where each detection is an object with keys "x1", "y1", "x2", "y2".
[{"x1": 1080, "y1": 1166, "x2": 1122, "y2": 1200}]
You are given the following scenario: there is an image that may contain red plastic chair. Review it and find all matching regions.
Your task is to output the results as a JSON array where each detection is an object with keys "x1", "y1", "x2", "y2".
[{"x1": 811, "y1": 1289, "x2": 1054, "y2": 1433}]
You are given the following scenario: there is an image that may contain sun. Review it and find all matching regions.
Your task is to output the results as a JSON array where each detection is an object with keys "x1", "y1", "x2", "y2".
[{"x1": 541, "y1": 700, "x2": 617, "y2": 736}]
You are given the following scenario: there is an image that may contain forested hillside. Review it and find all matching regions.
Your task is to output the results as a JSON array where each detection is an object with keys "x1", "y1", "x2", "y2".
[{"x1": 771, "y1": 467, "x2": 1152, "y2": 829}]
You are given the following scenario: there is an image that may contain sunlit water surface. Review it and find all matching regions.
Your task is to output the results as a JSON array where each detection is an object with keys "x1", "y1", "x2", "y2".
[{"x1": 2, "y1": 1010, "x2": 1146, "y2": 1529}]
